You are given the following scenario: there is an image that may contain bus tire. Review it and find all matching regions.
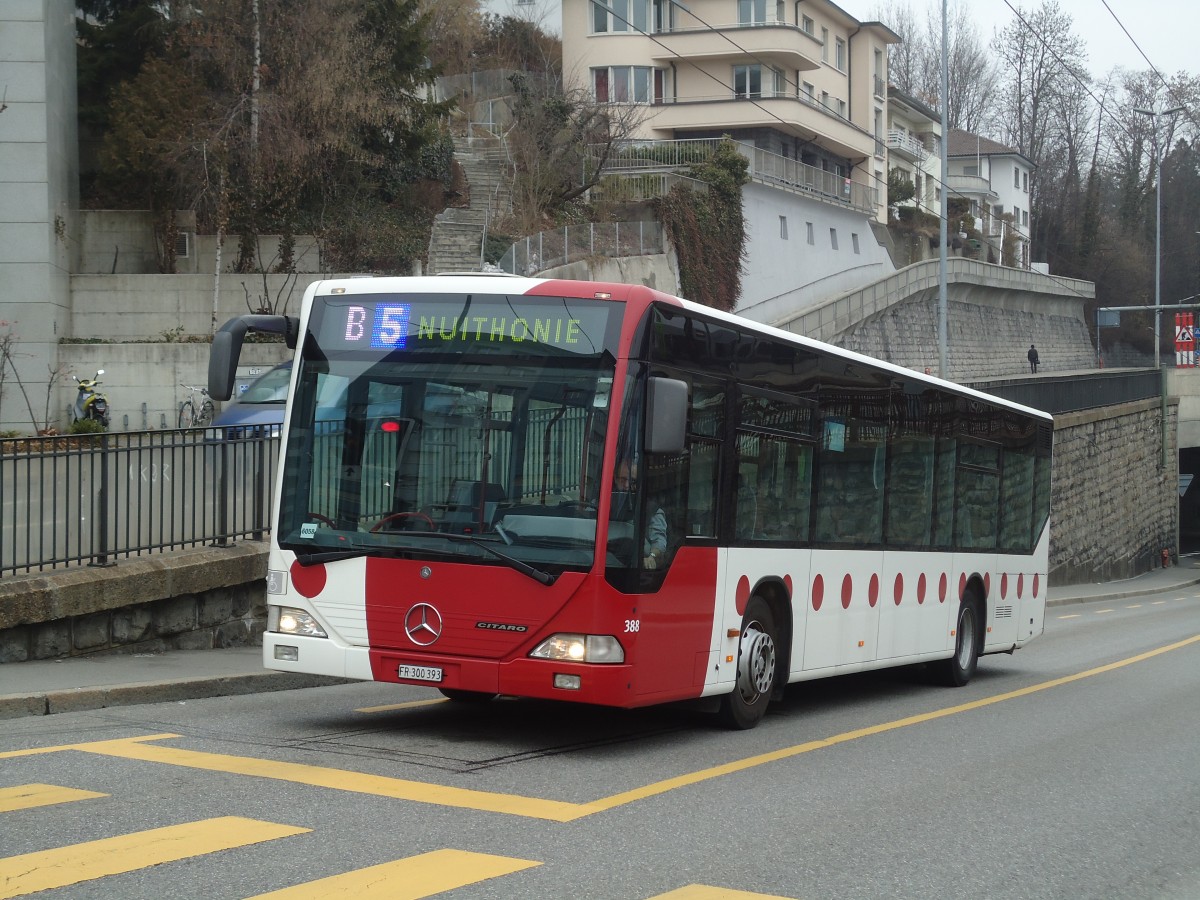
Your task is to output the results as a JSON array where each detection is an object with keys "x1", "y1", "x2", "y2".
[
  {"x1": 718, "y1": 597, "x2": 778, "y2": 730},
  {"x1": 934, "y1": 592, "x2": 981, "y2": 687},
  {"x1": 438, "y1": 688, "x2": 497, "y2": 703}
]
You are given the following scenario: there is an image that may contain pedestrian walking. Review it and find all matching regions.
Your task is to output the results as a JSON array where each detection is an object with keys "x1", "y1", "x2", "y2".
[{"x1": 1028, "y1": 343, "x2": 1039, "y2": 373}]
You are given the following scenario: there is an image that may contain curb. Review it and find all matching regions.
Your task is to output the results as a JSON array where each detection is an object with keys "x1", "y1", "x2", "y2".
[
  {"x1": 0, "y1": 672, "x2": 354, "y2": 720},
  {"x1": 1047, "y1": 575, "x2": 1200, "y2": 607}
]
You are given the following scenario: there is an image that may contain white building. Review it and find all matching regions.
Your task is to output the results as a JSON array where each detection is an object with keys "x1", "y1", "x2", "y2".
[
  {"x1": 946, "y1": 129, "x2": 1033, "y2": 268},
  {"x1": 885, "y1": 86, "x2": 941, "y2": 215}
]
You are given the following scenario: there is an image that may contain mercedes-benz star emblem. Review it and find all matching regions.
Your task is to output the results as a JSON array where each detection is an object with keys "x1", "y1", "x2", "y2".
[{"x1": 404, "y1": 603, "x2": 443, "y2": 646}]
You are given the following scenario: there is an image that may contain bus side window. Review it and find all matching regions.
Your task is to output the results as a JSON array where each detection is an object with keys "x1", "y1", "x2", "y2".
[{"x1": 886, "y1": 439, "x2": 934, "y2": 547}]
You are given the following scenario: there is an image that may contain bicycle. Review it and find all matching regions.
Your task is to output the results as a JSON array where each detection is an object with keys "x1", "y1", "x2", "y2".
[{"x1": 178, "y1": 383, "x2": 216, "y2": 429}]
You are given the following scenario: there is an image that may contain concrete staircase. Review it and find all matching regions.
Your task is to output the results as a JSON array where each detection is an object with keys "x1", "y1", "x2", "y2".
[{"x1": 427, "y1": 138, "x2": 513, "y2": 274}]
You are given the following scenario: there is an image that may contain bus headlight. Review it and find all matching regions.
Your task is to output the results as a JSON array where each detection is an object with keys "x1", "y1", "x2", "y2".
[
  {"x1": 269, "y1": 605, "x2": 328, "y2": 638},
  {"x1": 529, "y1": 634, "x2": 624, "y2": 664}
]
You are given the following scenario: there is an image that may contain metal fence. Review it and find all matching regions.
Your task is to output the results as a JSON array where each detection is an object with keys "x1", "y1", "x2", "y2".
[
  {"x1": 967, "y1": 369, "x2": 1163, "y2": 416},
  {"x1": 497, "y1": 220, "x2": 665, "y2": 276},
  {"x1": 1, "y1": 429, "x2": 279, "y2": 577}
]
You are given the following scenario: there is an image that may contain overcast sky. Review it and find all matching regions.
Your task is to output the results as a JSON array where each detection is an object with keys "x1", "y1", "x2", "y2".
[{"x1": 859, "y1": 0, "x2": 1197, "y2": 80}]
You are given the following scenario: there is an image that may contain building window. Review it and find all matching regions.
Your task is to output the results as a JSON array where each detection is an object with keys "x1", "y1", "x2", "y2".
[
  {"x1": 964, "y1": 165, "x2": 978, "y2": 176},
  {"x1": 830, "y1": 228, "x2": 839, "y2": 250},
  {"x1": 852, "y1": 233, "x2": 860, "y2": 254},
  {"x1": 593, "y1": 66, "x2": 657, "y2": 103},
  {"x1": 836, "y1": 98, "x2": 846, "y2": 117},
  {"x1": 735, "y1": 64, "x2": 783, "y2": 98},
  {"x1": 1022, "y1": 209, "x2": 1029, "y2": 227},
  {"x1": 820, "y1": 90, "x2": 829, "y2": 110},
  {"x1": 780, "y1": 216, "x2": 788, "y2": 239},
  {"x1": 801, "y1": 81, "x2": 815, "y2": 103},
  {"x1": 591, "y1": 0, "x2": 652, "y2": 33},
  {"x1": 801, "y1": 14, "x2": 814, "y2": 34},
  {"x1": 1014, "y1": 165, "x2": 1020, "y2": 188},
  {"x1": 806, "y1": 222, "x2": 815, "y2": 244},
  {"x1": 1023, "y1": 171, "x2": 1029, "y2": 192},
  {"x1": 835, "y1": 38, "x2": 846, "y2": 71},
  {"x1": 821, "y1": 27, "x2": 829, "y2": 62},
  {"x1": 737, "y1": 0, "x2": 767, "y2": 25}
]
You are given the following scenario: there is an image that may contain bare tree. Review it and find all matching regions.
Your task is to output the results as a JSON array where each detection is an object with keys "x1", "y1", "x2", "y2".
[{"x1": 504, "y1": 72, "x2": 648, "y2": 231}]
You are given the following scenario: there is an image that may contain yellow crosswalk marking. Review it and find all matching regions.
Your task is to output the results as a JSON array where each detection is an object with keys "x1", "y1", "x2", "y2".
[
  {"x1": 653, "y1": 887, "x2": 797, "y2": 899},
  {"x1": 0, "y1": 784, "x2": 107, "y2": 813},
  {"x1": 245, "y1": 849, "x2": 540, "y2": 899},
  {"x1": 0, "y1": 816, "x2": 308, "y2": 899}
]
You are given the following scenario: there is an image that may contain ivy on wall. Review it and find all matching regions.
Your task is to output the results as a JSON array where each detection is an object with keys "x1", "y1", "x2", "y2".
[{"x1": 655, "y1": 139, "x2": 749, "y2": 311}]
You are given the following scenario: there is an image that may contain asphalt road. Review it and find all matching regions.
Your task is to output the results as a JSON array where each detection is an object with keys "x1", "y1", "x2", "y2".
[{"x1": 2, "y1": 588, "x2": 1198, "y2": 900}]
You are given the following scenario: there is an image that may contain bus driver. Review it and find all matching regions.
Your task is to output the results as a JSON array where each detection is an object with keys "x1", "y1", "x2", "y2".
[{"x1": 615, "y1": 458, "x2": 668, "y2": 569}]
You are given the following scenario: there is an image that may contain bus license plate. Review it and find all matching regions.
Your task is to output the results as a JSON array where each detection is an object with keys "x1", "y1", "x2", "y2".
[{"x1": 398, "y1": 664, "x2": 443, "y2": 683}]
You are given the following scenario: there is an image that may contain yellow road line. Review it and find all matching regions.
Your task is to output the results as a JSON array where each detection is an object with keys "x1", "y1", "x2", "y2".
[
  {"x1": 245, "y1": 849, "x2": 539, "y2": 899},
  {"x1": 8, "y1": 636, "x2": 1198, "y2": 823},
  {"x1": 354, "y1": 698, "x2": 447, "y2": 714},
  {"x1": 653, "y1": 886, "x2": 797, "y2": 899},
  {"x1": 0, "y1": 784, "x2": 107, "y2": 814},
  {"x1": 1057, "y1": 614, "x2": 1081, "y2": 619},
  {"x1": 0, "y1": 816, "x2": 308, "y2": 898},
  {"x1": 0, "y1": 733, "x2": 177, "y2": 761},
  {"x1": 73, "y1": 737, "x2": 584, "y2": 822}
]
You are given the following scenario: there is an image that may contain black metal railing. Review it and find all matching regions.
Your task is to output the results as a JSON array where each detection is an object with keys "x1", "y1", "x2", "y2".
[
  {"x1": 1, "y1": 429, "x2": 279, "y2": 577},
  {"x1": 968, "y1": 369, "x2": 1162, "y2": 416}
]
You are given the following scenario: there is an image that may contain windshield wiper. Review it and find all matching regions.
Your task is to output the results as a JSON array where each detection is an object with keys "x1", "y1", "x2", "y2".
[
  {"x1": 422, "y1": 532, "x2": 557, "y2": 585},
  {"x1": 288, "y1": 533, "x2": 557, "y2": 584}
]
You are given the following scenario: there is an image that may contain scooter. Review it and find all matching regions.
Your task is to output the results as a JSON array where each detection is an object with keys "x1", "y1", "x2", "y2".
[{"x1": 72, "y1": 369, "x2": 111, "y2": 428}]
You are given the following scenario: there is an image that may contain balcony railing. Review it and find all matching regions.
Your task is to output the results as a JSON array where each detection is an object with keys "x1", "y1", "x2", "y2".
[
  {"x1": 886, "y1": 130, "x2": 926, "y2": 160},
  {"x1": 945, "y1": 173, "x2": 997, "y2": 196},
  {"x1": 594, "y1": 139, "x2": 879, "y2": 214}
]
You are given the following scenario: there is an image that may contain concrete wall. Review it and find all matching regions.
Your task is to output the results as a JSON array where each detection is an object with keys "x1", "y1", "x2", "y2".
[
  {"x1": 75, "y1": 210, "x2": 323, "y2": 276},
  {"x1": 735, "y1": 182, "x2": 895, "y2": 323},
  {"x1": 0, "y1": 0, "x2": 77, "y2": 434},
  {"x1": 54, "y1": 341, "x2": 291, "y2": 432},
  {"x1": 1050, "y1": 399, "x2": 1179, "y2": 585}
]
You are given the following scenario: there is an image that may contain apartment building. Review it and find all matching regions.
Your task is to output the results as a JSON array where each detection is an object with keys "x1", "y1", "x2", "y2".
[
  {"x1": 885, "y1": 86, "x2": 941, "y2": 215},
  {"x1": 946, "y1": 129, "x2": 1034, "y2": 268},
  {"x1": 561, "y1": 0, "x2": 900, "y2": 221}
]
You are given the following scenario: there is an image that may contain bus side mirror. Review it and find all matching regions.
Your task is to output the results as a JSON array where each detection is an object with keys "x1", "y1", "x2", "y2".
[
  {"x1": 646, "y1": 376, "x2": 687, "y2": 455},
  {"x1": 208, "y1": 314, "x2": 299, "y2": 400}
]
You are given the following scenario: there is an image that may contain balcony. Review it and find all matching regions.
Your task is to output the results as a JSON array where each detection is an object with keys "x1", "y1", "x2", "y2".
[
  {"x1": 945, "y1": 174, "x2": 997, "y2": 199},
  {"x1": 648, "y1": 22, "x2": 822, "y2": 70},
  {"x1": 594, "y1": 139, "x2": 879, "y2": 215},
  {"x1": 643, "y1": 94, "x2": 876, "y2": 161},
  {"x1": 886, "y1": 130, "x2": 926, "y2": 162}
]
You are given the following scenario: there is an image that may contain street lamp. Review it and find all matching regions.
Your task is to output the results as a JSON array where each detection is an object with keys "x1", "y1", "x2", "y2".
[{"x1": 1134, "y1": 105, "x2": 1185, "y2": 370}]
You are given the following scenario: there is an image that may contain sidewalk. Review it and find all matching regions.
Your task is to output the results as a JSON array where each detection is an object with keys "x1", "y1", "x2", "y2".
[{"x1": 4, "y1": 560, "x2": 1200, "y2": 720}]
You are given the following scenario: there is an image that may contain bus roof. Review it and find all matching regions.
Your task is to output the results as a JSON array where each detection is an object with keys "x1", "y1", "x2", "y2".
[{"x1": 301, "y1": 274, "x2": 1051, "y2": 423}]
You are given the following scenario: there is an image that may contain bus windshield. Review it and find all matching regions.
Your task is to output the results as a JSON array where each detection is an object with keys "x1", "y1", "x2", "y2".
[{"x1": 276, "y1": 292, "x2": 620, "y2": 576}]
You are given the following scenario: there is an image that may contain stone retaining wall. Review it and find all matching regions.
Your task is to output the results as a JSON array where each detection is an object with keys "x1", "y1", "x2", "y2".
[
  {"x1": 0, "y1": 543, "x2": 269, "y2": 663},
  {"x1": 1050, "y1": 399, "x2": 1179, "y2": 585}
]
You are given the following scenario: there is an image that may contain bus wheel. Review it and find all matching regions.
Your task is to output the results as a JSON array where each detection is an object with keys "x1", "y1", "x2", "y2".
[
  {"x1": 718, "y1": 597, "x2": 778, "y2": 730},
  {"x1": 438, "y1": 688, "x2": 497, "y2": 703},
  {"x1": 934, "y1": 594, "x2": 981, "y2": 687}
]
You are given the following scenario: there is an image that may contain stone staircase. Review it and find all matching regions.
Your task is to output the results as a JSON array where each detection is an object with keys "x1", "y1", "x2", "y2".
[{"x1": 427, "y1": 137, "x2": 513, "y2": 274}]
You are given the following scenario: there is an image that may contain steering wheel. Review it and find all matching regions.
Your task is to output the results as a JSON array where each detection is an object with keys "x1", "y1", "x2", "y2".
[
  {"x1": 370, "y1": 512, "x2": 435, "y2": 533},
  {"x1": 306, "y1": 513, "x2": 335, "y2": 527}
]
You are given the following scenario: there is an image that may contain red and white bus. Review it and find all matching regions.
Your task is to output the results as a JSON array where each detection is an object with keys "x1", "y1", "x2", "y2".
[{"x1": 209, "y1": 274, "x2": 1051, "y2": 728}]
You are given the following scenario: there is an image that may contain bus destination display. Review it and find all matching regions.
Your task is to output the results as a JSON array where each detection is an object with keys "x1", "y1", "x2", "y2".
[{"x1": 318, "y1": 296, "x2": 612, "y2": 355}]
